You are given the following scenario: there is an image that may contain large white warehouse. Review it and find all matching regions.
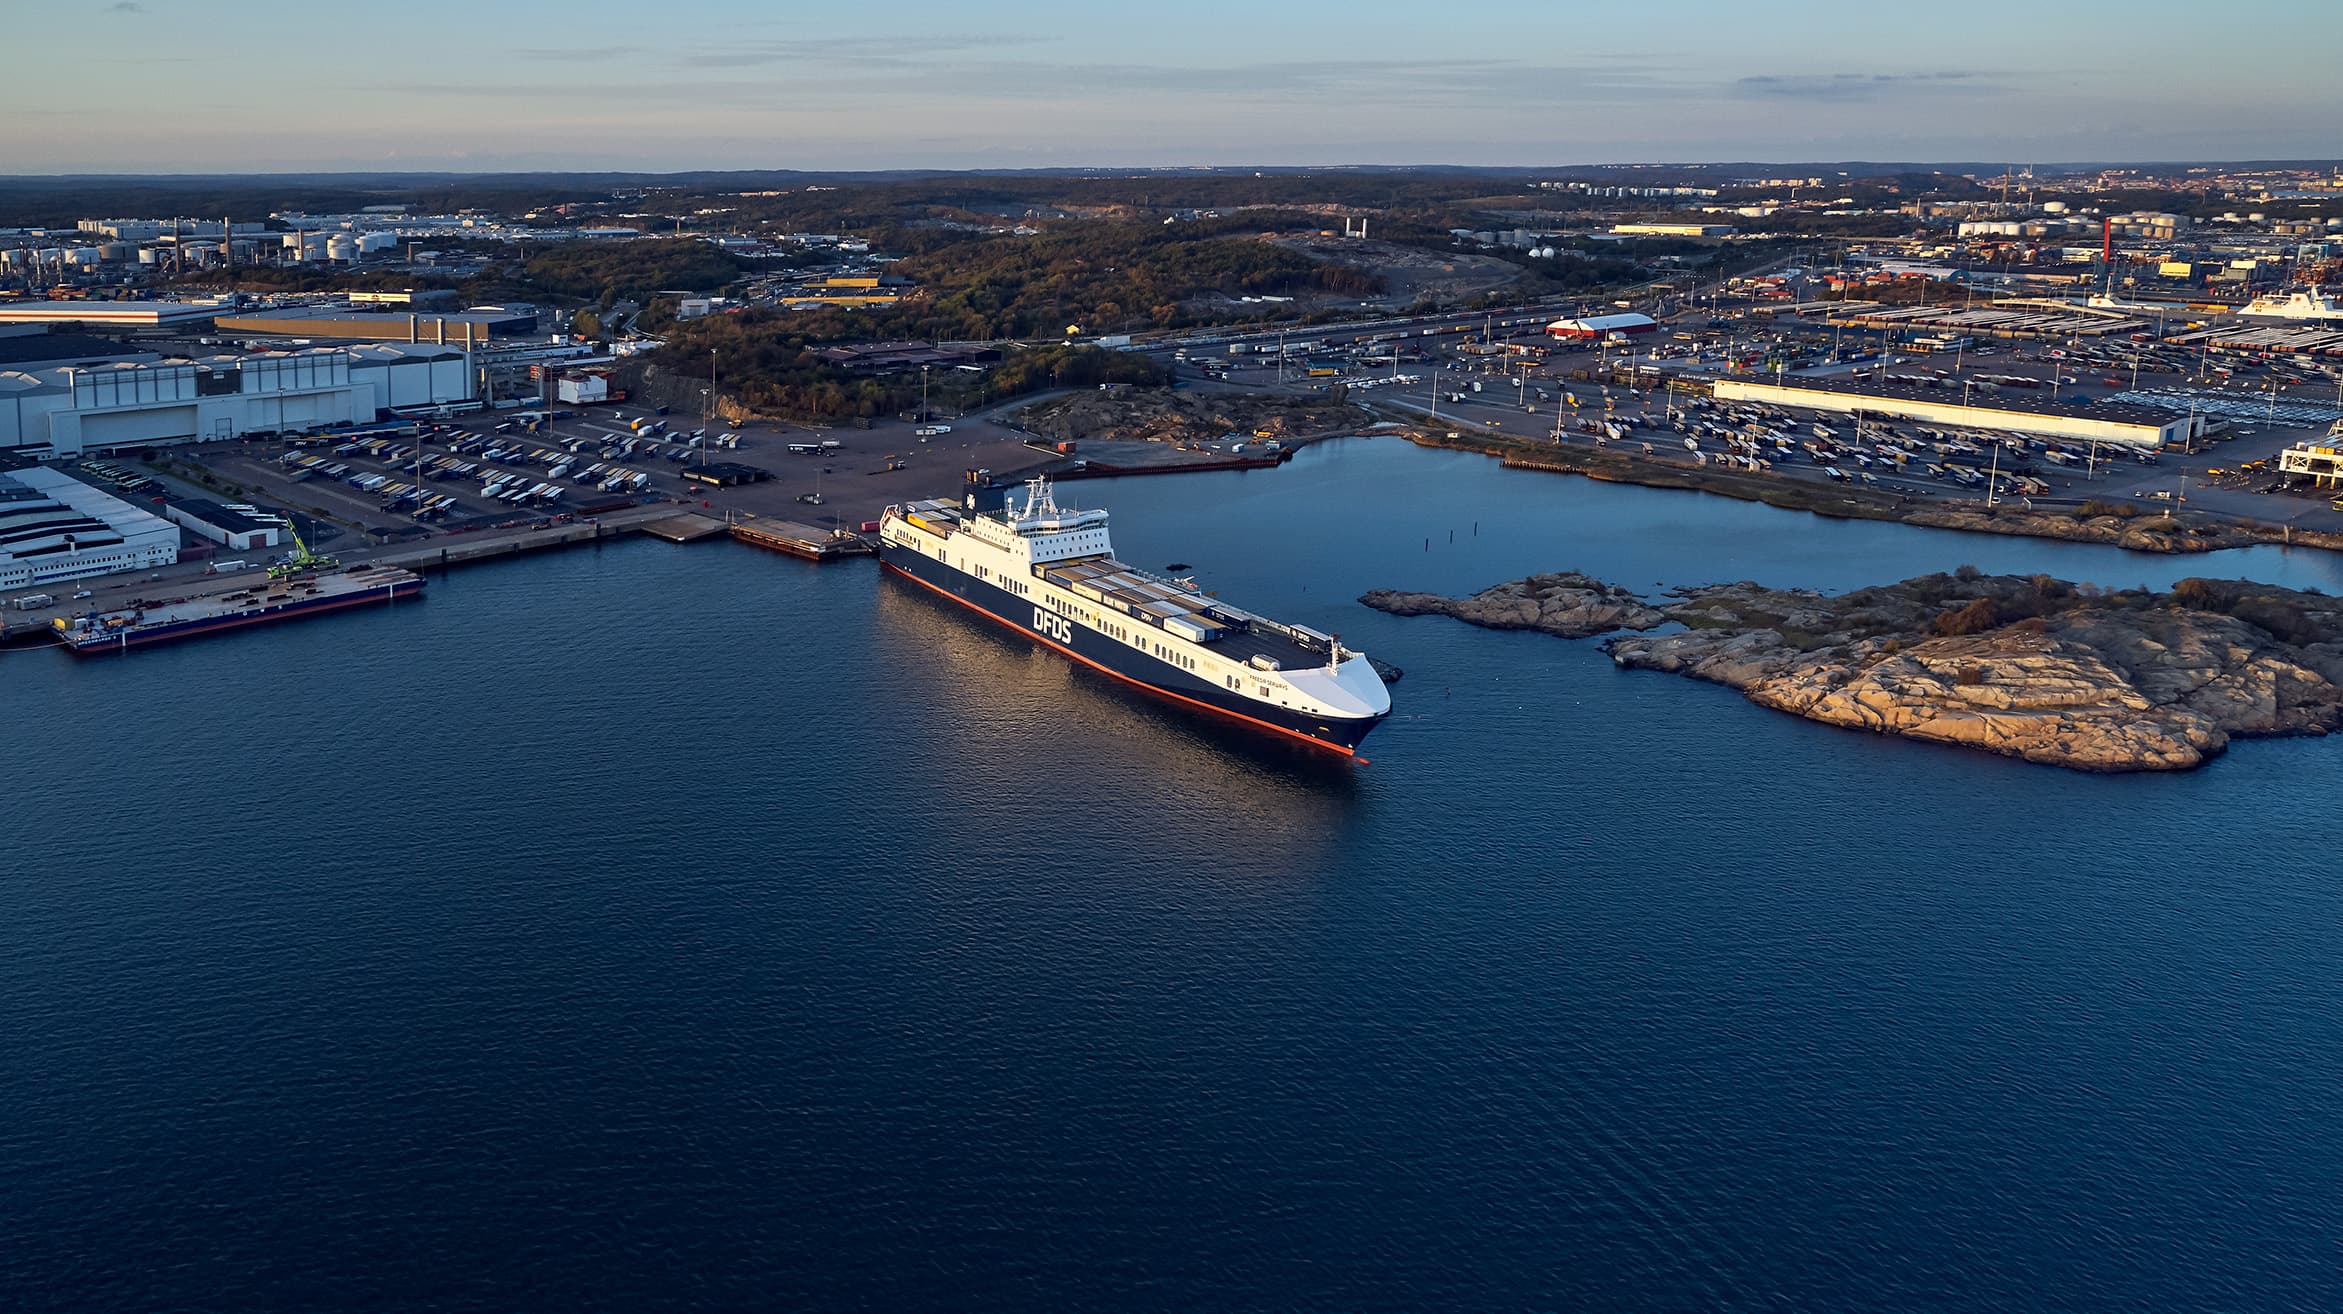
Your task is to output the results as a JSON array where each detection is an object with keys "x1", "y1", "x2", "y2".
[
  {"x1": 0, "y1": 344, "x2": 472, "y2": 458},
  {"x1": 1548, "y1": 312, "x2": 1660, "y2": 341},
  {"x1": 0, "y1": 464, "x2": 180, "y2": 589},
  {"x1": 0, "y1": 300, "x2": 227, "y2": 330}
]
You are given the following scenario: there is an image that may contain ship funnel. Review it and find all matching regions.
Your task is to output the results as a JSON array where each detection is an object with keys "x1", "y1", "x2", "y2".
[{"x1": 962, "y1": 468, "x2": 1009, "y2": 515}]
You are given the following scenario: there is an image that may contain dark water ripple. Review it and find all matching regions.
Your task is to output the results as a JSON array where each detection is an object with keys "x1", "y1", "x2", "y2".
[{"x1": 4, "y1": 439, "x2": 2341, "y2": 1312}]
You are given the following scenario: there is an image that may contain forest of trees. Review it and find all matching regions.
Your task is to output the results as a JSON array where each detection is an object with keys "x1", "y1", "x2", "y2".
[
  {"x1": 521, "y1": 238, "x2": 751, "y2": 305},
  {"x1": 843, "y1": 216, "x2": 1385, "y2": 340},
  {"x1": 644, "y1": 311, "x2": 1165, "y2": 421}
]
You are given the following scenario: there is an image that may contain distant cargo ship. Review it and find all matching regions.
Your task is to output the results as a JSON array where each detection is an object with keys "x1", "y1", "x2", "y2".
[
  {"x1": 2236, "y1": 286, "x2": 2343, "y2": 323},
  {"x1": 53, "y1": 565, "x2": 423, "y2": 655},
  {"x1": 879, "y1": 473, "x2": 1391, "y2": 753}
]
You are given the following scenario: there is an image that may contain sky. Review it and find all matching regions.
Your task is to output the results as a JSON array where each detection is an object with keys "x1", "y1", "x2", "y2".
[{"x1": 3, "y1": 0, "x2": 2336, "y2": 174}]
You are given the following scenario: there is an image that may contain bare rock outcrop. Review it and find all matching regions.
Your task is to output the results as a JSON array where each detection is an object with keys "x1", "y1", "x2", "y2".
[
  {"x1": 1360, "y1": 573, "x2": 1668, "y2": 639},
  {"x1": 1370, "y1": 569, "x2": 2343, "y2": 772}
]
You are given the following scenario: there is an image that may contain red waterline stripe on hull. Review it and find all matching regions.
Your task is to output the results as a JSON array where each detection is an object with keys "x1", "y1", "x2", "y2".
[
  {"x1": 65, "y1": 587, "x2": 419, "y2": 655},
  {"x1": 883, "y1": 560, "x2": 1363, "y2": 759}
]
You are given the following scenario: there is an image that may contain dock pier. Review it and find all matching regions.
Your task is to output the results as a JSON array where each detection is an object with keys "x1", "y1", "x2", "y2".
[{"x1": 729, "y1": 517, "x2": 876, "y2": 562}]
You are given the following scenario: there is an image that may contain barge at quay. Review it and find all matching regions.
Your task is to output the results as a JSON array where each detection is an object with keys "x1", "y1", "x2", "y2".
[
  {"x1": 879, "y1": 472, "x2": 1390, "y2": 754},
  {"x1": 53, "y1": 565, "x2": 423, "y2": 655}
]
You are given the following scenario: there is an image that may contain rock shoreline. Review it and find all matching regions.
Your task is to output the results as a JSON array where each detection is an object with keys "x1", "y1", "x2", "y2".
[
  {"x1": 1363, "y1": 570, "x2": 2343, "y2": 772},
  {"x1": 1395, "y1": 428, "x2": 2343, "y2": 557}
]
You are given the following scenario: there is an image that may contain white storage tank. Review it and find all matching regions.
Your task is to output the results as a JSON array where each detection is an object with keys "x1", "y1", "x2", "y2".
[
  {"x1": 136, "y1": 247, "x2": 161, "y2": 265},
  {"x1": 325, "y1": 234, "x2": 360, "y2": 262},
  {"x1": 357, "y1": 231, "x2": 398, "y2": 254},
  {"x1": 97, "y1": 242, "x2": 133, "y2": 262}
]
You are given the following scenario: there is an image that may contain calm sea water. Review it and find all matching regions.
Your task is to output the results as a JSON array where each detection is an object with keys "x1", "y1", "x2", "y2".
[{"x1": 5, "y1": 439, "x2": 2341, "y2": 1313}]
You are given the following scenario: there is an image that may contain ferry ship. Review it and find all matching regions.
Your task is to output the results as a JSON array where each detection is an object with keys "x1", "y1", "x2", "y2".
[
  {"x1": 53, "y1": 565, "x2": 423, "y2": 655},
  {"x1": 879, "y1": 473, "x2": 1391, "y2": 753},
  {"x1": 2237, "y1": 286, "x2": 2343, "y2": 323}
]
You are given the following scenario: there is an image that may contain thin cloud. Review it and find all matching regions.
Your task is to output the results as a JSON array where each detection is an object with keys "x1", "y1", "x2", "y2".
[
  {"x1": 105, "y1": 1, "x2": 143, "y2": 11},
  {"x1": 1734, "y1": 72, "x2": 1997, "y2": 102},
  {"x1": 518, "y1": 46, "x2": 633, "y2": 63},
  {"x1": 949, "y1": 57, "x2": 1689, "y2": 111},
  {"x1": 679, "y1": 34, "x2": 1040, "y2": 70}
]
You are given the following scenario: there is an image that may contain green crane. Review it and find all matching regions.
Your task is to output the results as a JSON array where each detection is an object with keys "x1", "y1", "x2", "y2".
[{"x1": 268, "y1": 516, "x2": 340, "y2": 580}]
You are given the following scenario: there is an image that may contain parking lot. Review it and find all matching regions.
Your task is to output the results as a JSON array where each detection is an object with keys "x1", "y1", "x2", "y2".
[
  {"x1": 179, "y1": 403, "x2": 1065, "y2": 547},
  {"x1": 1170, "y1": 307, "x2": 2343, "y2": 531}
]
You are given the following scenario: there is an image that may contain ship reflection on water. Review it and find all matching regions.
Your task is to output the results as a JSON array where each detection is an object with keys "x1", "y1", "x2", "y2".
[{"x1": 871, "y1": 580, "x2": 1363, "y2": 868}]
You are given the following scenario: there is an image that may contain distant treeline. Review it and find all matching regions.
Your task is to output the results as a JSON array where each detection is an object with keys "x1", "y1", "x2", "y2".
[
  {"x1": 645, "y1": 314, "x2": 1165, "y2": 421},
  {"x1": 842, "y1": 212, "x2": 1384, "y2": 340},
  {"x1": 519, "y1": 239, "x2": 753, "y2": 306}
]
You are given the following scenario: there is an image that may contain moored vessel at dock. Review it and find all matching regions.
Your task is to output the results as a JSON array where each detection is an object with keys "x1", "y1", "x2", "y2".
[
  {"x1": 879, "y1": 472, "x2": 1390, "y2": 753},
  {"x1": 2236, "y1": 286, "x2": 2343, "y2": 323},
  {"x1": 53, "y1": 565, "x2": 423, "y2": 655}
]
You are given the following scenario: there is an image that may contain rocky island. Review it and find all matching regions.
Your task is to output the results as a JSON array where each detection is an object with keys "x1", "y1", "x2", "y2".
[{"x1": 1362, "y1": 569, "x2": 2343, "y2": 772}]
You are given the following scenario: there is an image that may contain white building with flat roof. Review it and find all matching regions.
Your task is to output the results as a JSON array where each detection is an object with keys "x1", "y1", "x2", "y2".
[
  {"x1": 0, "y1": 344, "x2": 472, "y2": 458},
  {"x1": 0, "y1": 300, "x2": 228, "y2": 330},
  {"x1": 0, "y1": 465, "x2": 179, "y2": 588},
  {"x1": 1710, "y1": 378, "x2": 2191, "y2": 448}
]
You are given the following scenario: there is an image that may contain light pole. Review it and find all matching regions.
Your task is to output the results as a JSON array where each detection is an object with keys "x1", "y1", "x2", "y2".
[{"x1": 920, "y1": 365, "x2": 930, "y2": 423}]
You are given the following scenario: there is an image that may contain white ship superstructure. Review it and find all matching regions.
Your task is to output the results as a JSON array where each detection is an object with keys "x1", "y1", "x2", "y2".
[{"x1": 2238, "y1": 286, "x2": 2343, "y2": 322}]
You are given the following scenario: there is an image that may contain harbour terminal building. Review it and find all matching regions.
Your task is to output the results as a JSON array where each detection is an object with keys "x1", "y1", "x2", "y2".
[
  {"x1": 1708, "y1": 377, "x2": 2193, "y2": 449},
  {"x1": 0, "y1": 343, "x2": 473, "y2": 459},
  {"x1": 0, "y1": 462, "x2": 179, "y2": 589},
  {"x1": 210, "y1": 305, "x2": 539, "y2": 346},
  {"x1": 1548, "y1": 312, "x2": 1661, "y2": 341}
]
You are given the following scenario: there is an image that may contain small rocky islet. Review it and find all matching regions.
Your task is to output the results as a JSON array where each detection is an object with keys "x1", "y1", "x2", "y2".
[{"x1": 1361, "y1": 570, "x2": 2343, "y2": 772}]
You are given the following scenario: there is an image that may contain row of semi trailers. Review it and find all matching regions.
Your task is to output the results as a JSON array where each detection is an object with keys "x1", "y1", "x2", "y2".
[{"x1": 278, "y1": 450, "x2": 652, "y2": 519}]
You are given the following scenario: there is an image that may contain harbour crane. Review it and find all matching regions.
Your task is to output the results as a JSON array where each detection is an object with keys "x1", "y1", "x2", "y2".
[{"x1": 268, "y1": 516, "x2": 340, "y2": 580}]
